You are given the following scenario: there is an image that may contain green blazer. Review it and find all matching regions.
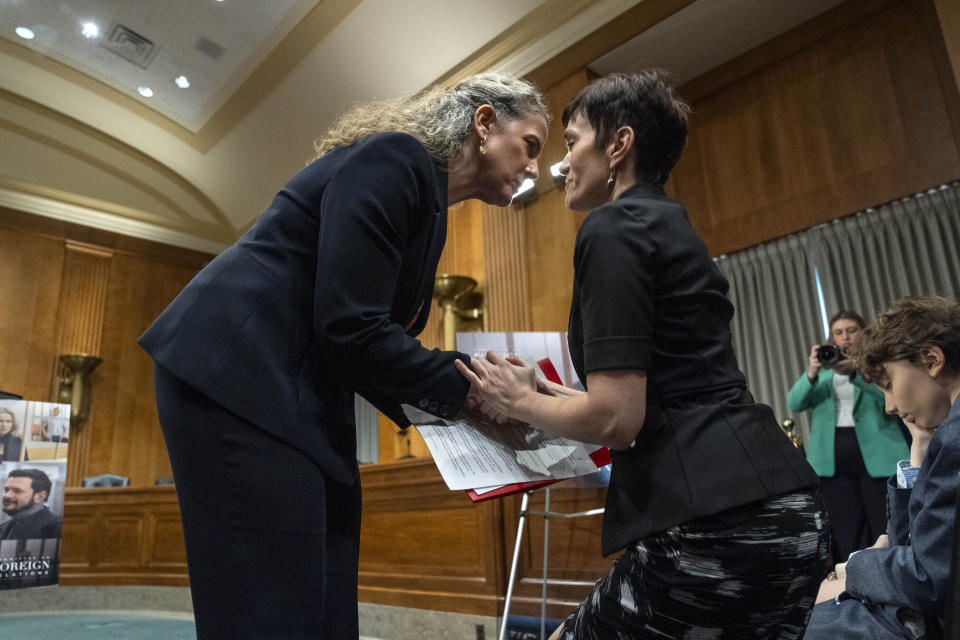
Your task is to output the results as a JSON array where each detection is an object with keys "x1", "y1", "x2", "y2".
[{"x1": 787, "y1": 369, "x2": 908, "y2": 477}]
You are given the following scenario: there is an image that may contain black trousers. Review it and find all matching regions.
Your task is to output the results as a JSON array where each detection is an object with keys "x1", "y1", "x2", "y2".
[
  {"x1": 819, "y1": 429, "x2": 888, "y2": 563},
  {"x1": 154, "y1": 363, "x2": 361, "y2": 640}
]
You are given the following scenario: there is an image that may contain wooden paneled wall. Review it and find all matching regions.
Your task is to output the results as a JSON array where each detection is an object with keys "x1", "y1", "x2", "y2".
[
  {"x1": 670, "y1": 0, "x2": 960, "y2": 255},
  {"x1": 509, "y1": 0, "x2": 960, "y2": 332},
  {"x1": 54, "y1": 242, "x2": 112, "y2": 486},
  {"x1": 0, "y1": 218, "x2": 64, "y2": 400},
  {"x1": 481, "y1": 201, "x2": 531, "y2": 332},
  {"x1": 0, "y1": 206, "x2": 211, "y2": 486},
  {"x1": 522, "y1": 69, "x2": 591, "y2": 332}
]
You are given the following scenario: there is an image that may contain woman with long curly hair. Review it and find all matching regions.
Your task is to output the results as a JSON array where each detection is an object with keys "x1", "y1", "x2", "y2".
[{"x1": 141, "y1": 73, "x2": 549, "y2": 639}]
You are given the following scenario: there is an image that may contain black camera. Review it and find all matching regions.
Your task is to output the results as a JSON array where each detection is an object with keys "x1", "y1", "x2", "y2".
[{"x1": 816, "y1": 344, "x2": 845, "y2": 368}]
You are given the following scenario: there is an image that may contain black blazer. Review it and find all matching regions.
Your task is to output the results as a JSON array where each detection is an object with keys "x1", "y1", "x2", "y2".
[
  {"x1": 140, "y1": 133, "x2": 470, "y2": 484},
  {"x1": 567, "y1": 183, "x2": 818, "y2": 555}
]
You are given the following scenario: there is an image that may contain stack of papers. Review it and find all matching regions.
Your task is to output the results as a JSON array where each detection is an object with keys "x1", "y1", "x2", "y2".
[{"x1": 407, "y1": 332, "x2": 611, "y2": 501}]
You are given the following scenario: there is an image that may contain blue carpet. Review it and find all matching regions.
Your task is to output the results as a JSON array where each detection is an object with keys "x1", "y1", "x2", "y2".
[{"x1": 0, "y1": 613, "x2": 196, "y2": 640}]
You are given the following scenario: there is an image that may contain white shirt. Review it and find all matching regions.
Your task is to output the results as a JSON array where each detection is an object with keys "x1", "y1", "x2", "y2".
[{"x1": 833, "y1": 373, "x2": 855, "y2": 427}]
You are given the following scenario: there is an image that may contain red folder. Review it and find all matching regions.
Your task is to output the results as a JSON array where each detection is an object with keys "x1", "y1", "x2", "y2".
[{"x1": 464, "y1": 357, "x2": 611, "y2": 503}]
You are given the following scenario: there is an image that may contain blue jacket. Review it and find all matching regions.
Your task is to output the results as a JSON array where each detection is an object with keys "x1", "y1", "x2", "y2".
[
  {"x1": 787, "y1": 369, "x2": 907, "y2": 477},
  {"x1": 845, "y1": 393, "x2": 960, "y2": 617}
]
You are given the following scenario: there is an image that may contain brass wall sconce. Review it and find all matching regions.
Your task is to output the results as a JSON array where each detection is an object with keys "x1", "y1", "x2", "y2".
[
  {"x1": 57, "y1": 354, "x2": 103, "y2": 425},
  {"x1": 433, "y1": 275, "x2": 484, "y2": 350},
  {"x1": 781, "y1": 418, "x2": 801, "y2": 448},
  {"x1": 453, "y1": 291, "x2": 485, "y2": 334}
]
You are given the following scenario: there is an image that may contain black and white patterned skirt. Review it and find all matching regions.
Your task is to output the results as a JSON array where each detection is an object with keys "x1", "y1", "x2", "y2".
[{"x1": 559, "y1": 489, "x2": 829, "y2": 639}]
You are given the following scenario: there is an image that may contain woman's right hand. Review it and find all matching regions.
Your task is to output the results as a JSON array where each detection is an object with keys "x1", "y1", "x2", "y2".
[
  {"x1": 455, "y1": 351, "x2": 536, "y2": 423},
  {"x1": 807, "y1": 344, "x2": 822, "y2": 380}
]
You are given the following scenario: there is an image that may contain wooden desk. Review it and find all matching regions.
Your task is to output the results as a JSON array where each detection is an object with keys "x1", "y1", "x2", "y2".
[
  {"x1": 357, "y1": 459, "x2": 611, "y2": 618},
  {"x1": 61, "y1": 485, "x2": 188, "y2": 586},
  {"x1": 59, "y1": 465, "x2": 611, "y2": 618}
]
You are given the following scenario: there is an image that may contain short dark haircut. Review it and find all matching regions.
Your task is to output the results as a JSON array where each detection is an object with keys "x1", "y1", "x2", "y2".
[
  {"x1": 562, "y1": 70, "x2": 691, "y2": 186},
  {"x1": 8, "y1": 468, "x2": 52, "y2": 497},
  {"x1": 855, "y1": 296, "x2": 960, "y2": 386}
]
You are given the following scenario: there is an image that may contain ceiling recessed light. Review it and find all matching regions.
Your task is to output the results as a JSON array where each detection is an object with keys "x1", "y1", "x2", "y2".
[
  {"x1": 15, "y1": 27, "x2": 35, "y2": 40},
  {"x1": 81, "y1": 22, "x2": 99, "y2": 39},
  {"x1": 174, "y1": 75, "x2": 190, "y2": 89},
  {"x1": 137, "y1": 86, "x2": 154, "y2": 98}
]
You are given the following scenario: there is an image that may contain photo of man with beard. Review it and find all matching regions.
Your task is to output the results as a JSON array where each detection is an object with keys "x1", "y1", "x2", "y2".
[{"x1": 0, "y1": 468, "x2": 62, "y2": 540}]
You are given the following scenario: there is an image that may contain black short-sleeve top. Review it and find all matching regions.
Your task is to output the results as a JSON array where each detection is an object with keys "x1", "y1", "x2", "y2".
[
  {"x1": 568, "y1": 183, "x2": 745, "y2": 400},
  {"x1": 568, "y1": 183, "x2": 818, "y2": 555}
]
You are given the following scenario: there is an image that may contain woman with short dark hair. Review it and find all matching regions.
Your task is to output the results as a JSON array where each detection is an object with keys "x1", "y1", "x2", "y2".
[{"x1": 459, "y1": 70, "x2": 828, "y2": 638}]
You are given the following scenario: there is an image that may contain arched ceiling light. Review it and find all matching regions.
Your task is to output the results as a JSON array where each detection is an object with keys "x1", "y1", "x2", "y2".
[
  {"x1": 137, "y1": 86, "x2": 154, "y2": 98},
  {"x1": 15, "y1": 26, "x2": 35, "y2": 40},
  {"x1": 174, "y1": 75, "x2": 190, "y2": 89},
  {"x1": 81, "y1": 22, "x2": 99, "y2": 39}
]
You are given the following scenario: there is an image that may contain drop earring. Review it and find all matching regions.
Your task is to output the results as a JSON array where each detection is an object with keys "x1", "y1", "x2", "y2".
[
  {"x1": 606, "y1": 169, "x2": 615, "y2": 188},
  {"x1": 479, "y1": 137, "x2": 487, "y2": 155}
]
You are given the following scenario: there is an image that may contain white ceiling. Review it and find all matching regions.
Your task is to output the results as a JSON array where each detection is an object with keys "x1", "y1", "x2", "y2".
[
  {"x1": 0, "y1": 0, "x2": 842, "y2": 253},
  {"x1": 0, "y1": 0, "x2": 320, "y2": 131}
]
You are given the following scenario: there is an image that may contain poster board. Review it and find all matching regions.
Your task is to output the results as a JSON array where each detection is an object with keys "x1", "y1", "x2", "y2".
[{"x1": 0, "y1": 399, "x2": 69, "y2": 590}]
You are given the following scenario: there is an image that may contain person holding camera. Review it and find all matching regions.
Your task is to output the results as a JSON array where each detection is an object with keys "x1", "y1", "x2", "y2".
[{"x1": 788, "y1": 310, "x2": 909, "y2": 563}]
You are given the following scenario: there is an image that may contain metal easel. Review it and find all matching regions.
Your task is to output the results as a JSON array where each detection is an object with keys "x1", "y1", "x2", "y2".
[{"x1": 498, "y1": 486, "x2": 605, "y2": 640}]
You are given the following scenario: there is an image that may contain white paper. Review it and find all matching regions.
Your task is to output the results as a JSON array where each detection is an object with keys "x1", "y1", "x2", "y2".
[
  {"x1": 407, "y1": 332, "x2": 602, "y2": 492},
  {"x1": 415, "y1": 418, "x2": 601, "y2": 490}
]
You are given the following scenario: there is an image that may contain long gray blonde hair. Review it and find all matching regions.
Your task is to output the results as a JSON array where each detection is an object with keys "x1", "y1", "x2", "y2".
[{"x1": 313, "y1": 73, "x2": 548, "y2": 166}]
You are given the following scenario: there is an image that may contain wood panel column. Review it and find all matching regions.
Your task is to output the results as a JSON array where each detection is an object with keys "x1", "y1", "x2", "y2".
[
  {"x1": 481, "y1": 202, "x2": 531, "y2": 332},
  {"x1": 52, "y1": 240, "x2": 113, "y2": 486}
]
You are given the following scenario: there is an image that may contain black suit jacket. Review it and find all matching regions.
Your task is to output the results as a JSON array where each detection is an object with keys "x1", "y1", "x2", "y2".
[{"x1": 140, "y1": 133, "x2": 470, "y2": 484}]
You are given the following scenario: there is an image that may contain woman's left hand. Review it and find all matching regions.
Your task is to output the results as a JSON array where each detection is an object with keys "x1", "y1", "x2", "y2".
[{"x1": 455, "y1": 351, "x2": 536, "y2": 423}]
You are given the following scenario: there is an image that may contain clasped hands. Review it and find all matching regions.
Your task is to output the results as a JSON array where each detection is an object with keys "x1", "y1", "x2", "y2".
[{"x1": 454, "y1": 351, "x2": 540, "y2": 426}]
